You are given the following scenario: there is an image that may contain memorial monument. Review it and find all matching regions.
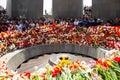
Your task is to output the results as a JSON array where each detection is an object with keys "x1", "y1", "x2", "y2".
[
  {"x1": 6, "y1": 0, "x2": 83, "y2": 19},
  {"x1": 92, "y1": 0, "x2": 120, "y2": 22},
  {"x1": 6, "y1": 0, "x2": 43, "y2": 19}
]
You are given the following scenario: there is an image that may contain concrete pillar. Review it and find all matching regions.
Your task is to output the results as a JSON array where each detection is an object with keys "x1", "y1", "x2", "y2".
[
  {"x1": 6, "y1": 0, "x2": 12, "y2": 17},
  {"x1": 53, "y1": 0, "x2": 83, "y2": 18},
  {"x1": 92, "y1": 0, "x2": 120, "y2": 22},
  {"x1": 6, "y1": 0, "x2": 43, "y2": 19}
]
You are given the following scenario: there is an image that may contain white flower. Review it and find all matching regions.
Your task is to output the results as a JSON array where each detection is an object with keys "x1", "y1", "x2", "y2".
[{"x1": 81, "y1": 61, "x2": 86, "y2": 66}]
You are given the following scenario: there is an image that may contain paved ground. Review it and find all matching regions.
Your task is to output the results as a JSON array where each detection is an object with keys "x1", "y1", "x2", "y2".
[{"x1": 16, "y1": 53, "x2": 95, "y2": 73}]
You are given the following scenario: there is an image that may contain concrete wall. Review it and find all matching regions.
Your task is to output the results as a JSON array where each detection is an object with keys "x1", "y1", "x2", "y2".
[
  {"x1": 92, "y1": 0, "x2": 120, "y2": 22},
  {"x1": 7, "y1": 0, "x2": 43, "y2": 19},
  {"x1": 53, "y1": 0, "x2": 83, "y2": 18}
]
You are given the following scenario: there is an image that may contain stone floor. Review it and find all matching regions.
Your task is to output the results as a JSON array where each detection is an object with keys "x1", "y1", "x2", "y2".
[{"x1": 16, "y1": 53, "x2": 95, "y2": 73}]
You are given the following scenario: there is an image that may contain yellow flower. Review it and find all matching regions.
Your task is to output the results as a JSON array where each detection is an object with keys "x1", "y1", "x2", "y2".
[
  {"x1": 106, "y1": 60, "x2": 112, "y2": 66},
  {"x1": 96, "y1": 64, "x2": 101, "y2": 70},
  {"x1": 0, "y1": 43, "x2": 5, "y2": 48},
  {"x1": 82, "y1": 65, "x2": 87, "y2": 70},
  {"x1": 56, "y1": 64, "x2": 62, "y2": 70},
  {"x1": 59, "y1": 60, "x2": 72, "y2": 66}
]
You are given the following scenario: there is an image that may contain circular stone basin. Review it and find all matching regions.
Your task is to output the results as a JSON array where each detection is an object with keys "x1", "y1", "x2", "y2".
[
  {"x1": 0, "y1": 43, "x2": 108, "y2": 73},
  {"x1": 17, "y1": 53, "x2": 95, "y2": 73}
]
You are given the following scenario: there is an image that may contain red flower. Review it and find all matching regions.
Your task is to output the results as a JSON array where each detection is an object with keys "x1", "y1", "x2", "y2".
[
  {"x1": 51, "y1": 67, "x2": 61, "y2": 77},
  {"x1": 52, "y1": 23, "x2": 57, "y2": 27},
  {"x1": 113, "y1": 57, "x2": 120, "y2": 63},
  {"x1": 54, "y1": 67, "x2": 59, "y2": 72},
  {"x1": 24, "y1": 72, "x2": 31, "y2": 78},
  {"x1": 96, "y1": 59, "x2": 111, "y2": 70},
  {"x1": 51, "y1": 71, "x2": 58, "y2": 77},
  {"x1": 23, "y1": 40, "x2": 28, "y2": 47},
  {"x1": 116, "y1": 32, "x2": 120, "y2": 36},
  {"x1": 104, "y1": 33, "x2": 111, "y2": 38}
]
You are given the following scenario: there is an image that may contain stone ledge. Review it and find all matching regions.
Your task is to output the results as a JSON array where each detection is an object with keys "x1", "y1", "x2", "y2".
[{"x1": 0, "y1": 43, "x2": 109, "y2": 71}]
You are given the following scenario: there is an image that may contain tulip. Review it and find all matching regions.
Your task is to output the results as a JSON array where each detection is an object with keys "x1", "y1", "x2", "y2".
[{"x1": 113, "y1": 57, "x2": 120, "y2": 63}]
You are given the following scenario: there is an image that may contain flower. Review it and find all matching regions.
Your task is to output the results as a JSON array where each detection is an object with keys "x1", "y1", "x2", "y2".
[
  {"x1": 96, "y1": 59, "x2": 112, "y2": 70},
  {"x1": 113, "y1": 56, "x2": 120, "y2": 63},
  {"x1": 0, "y1": 49, "x2": 120, "y2": 80},
  {"x1": 58, "y1": 56, "x2": 72, "y2": 66},
  {"x1": 0, "y1": 25, "x2": 120, "y2": 56},
  {"x1": 20, "y1": 72, "x2": 31, "y2": 78},
  {"x1": 51, "y1": 67, "x2": 60, "y2": 77}
]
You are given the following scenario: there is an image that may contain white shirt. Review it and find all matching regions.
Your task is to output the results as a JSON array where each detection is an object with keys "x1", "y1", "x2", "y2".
[
  {"x1": 16, "y1": 24, "x2": 22, "y2": 31},
  {"x1": 74, "y1": 21, "x2": 79, "y2": 26}
]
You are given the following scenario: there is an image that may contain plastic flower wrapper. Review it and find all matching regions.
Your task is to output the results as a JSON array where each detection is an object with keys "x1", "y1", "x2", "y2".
[
  {"x1": 105, "y1": 49, "x2": 120, "y2": 58},
  {"x1": 88, "y1": 60, "x2": 96, "y2": 68}
]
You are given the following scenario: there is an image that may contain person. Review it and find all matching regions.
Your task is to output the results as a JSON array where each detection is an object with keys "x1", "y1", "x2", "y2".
[
  {"x1": 29, "y1": 20, "x2": 35, "y2": 28},
  {"x1": 88, "y1": 17, "x2": 95, "y2": 26},
  {"x1": 79, "y1": 17, "x2": 88, "y2": 27},
  {"x1": 73, "y1": 18, "x2": 79, "y2": 27},
  {"x1": 45, "y1": 9, "x2": 48, "y2": 16},
  {"x1": 36, "y1": 19, "x2": 44, "y2": 27},
  {"x1": 22, "y1": 20, "x2": 28, "y2": 31},
  {"x1": 7, "y1": 23, "x2": 14, "y2": 31},
  {"x1": 106, "y1": 19, "x2": 114, "y2": 26},
  {"x1": 115, "y1": 17, "x2": 120, "y2": 26},
  {"x1": 15, "y1": 21, "x2": 23, "y2": 31}
]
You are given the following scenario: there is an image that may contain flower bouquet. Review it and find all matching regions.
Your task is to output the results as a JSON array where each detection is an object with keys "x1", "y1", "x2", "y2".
[{"x1": 93, "y1": 50, "x2": 120, "y2": 80}]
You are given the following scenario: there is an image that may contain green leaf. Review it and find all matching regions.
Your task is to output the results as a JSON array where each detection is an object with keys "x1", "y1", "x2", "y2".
[
  {"x1": 56, "y1": 76, "x2": 62, "y2": 80},
  {"x1": 45, "y1": 67, "x2": 52, "y2": 80},
  {"x1": 109, "y1": 69, "x2": 118, "y2": 80}
]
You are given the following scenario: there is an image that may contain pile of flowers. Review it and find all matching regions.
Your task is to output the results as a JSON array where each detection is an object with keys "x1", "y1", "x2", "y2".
[
  {"x1": 0, "y1": 24, "x2": 120, "y2": 56},
  {"x1": 0, "y1": 49, "x2": 120, "y2": 80}
]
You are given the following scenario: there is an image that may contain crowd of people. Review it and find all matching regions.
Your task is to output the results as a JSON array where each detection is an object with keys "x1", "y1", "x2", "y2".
[
  {"x1": 0, "y1": 17, "x2": 114, "y2": 32},
  {"x1": 0, "y1": 16, "x2": 120, "y2": 33},
  {"x1": 0, "y1": 5, "x2": 120, "y2": 33},
  {"x1": 0, "y1": 8, "x2": 120, "y2": 32}
]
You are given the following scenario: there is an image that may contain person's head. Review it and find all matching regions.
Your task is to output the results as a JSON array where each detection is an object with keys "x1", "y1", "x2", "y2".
[
  {"x1": 115, "y1": 17, "x2": 119, "y2": 21},
  {"x1": 74, "y1": 18, "x2": 78, "y2": 21}
]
